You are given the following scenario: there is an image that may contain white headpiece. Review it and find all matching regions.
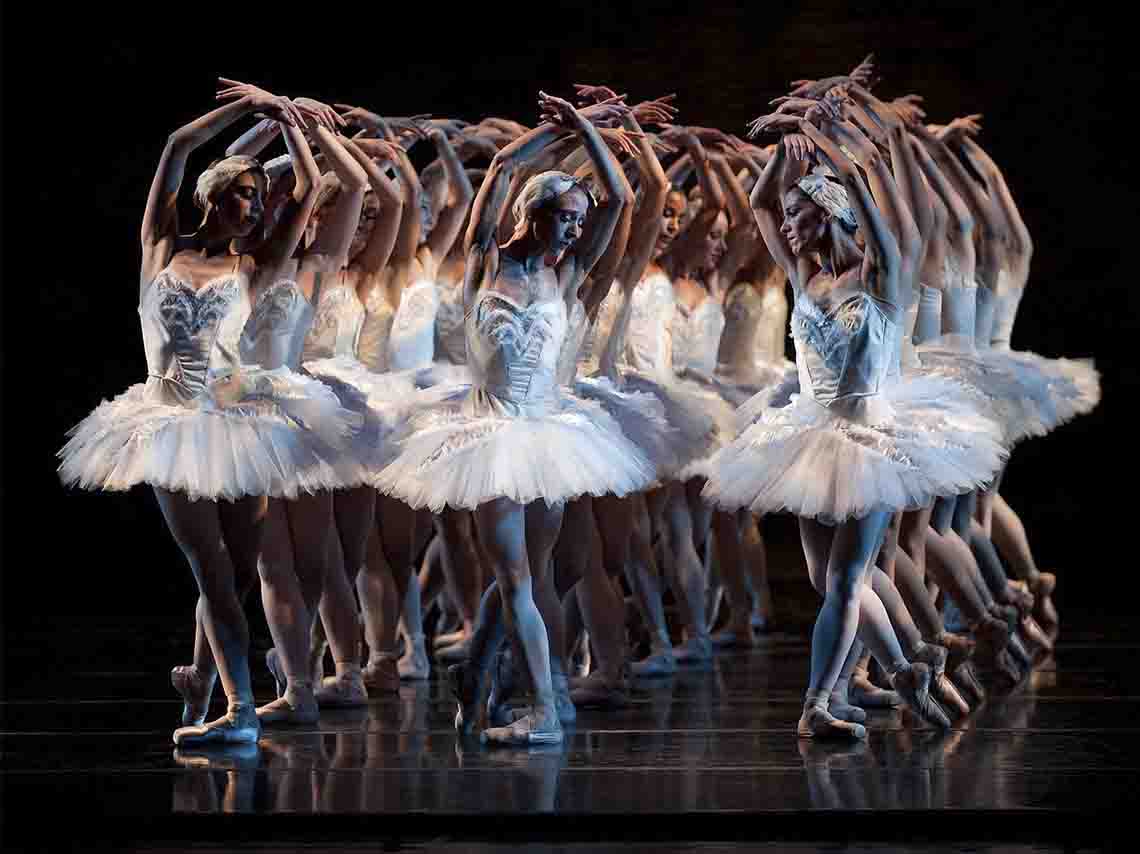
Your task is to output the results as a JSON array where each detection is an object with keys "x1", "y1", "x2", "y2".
[
  {"x1": 192, "y1": 155, "x2": 268, "y2": 229},
  {"x1": 797, "y1": 170, "x2": 857, "y2": 233}
]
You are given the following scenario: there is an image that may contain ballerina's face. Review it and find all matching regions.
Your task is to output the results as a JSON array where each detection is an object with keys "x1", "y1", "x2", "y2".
[
  {"x1": 348, "y1": 192, "x2": 381, "y2": 262},
  {"x1": 781, "y1": 187, "x2": 827, "y2": 256},
  {"x1": 654, "y1": 190, "x2": 688, "y2": 258},
  {"x1": 702, "y1": 210, "x2": 729, "y2": 271},
  {"x1": 533, "y1": 187, "x2": 589, "y2": 261},
  {"x1": 216, "y1": 171, "x2": 266, "y2": 238}
]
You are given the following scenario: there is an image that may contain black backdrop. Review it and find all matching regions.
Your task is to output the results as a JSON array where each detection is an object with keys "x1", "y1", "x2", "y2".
[{"x1": 2, "y1": 2, "x2": 1135, "y2": 635}]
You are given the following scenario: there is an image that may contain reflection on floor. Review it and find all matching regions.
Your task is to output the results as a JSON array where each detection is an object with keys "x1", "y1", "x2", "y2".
[{"x1": 2, "y1": 617, "x2": 1135, "y2": 851}]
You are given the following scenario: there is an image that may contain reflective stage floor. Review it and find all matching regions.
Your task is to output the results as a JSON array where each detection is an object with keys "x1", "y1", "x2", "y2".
[{"x1": 2, "y1": 611, "x2": 1135, "y2": 852}]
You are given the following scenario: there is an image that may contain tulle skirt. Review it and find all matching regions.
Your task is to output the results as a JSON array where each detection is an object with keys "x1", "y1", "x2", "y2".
[
  {"x1": 59, "y1": 365, "x2": 378, "y2": 502},
  {"x1": 374, "y1": 382, "x2": 658, "y2": 511},
  {"x1": 569, "y1": 375, "x2": 679, "y2": 480},
  {"x1": 702, "y1": 373, "x2": 1008, "y2": 523},
  {"x1": 916, "y1": 342, "x2": 1100, "y2": 444},
  {"x1": 616, "y1": 369, "x2": 721, "y2": 480}
]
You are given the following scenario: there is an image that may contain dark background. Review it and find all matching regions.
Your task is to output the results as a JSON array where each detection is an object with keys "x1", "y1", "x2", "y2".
[{"x1": 1, "y1": 1, "x2": 1134, "y2": 658}]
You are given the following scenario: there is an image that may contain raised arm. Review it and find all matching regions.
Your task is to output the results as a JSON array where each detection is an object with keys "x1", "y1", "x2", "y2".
[
  {"x1": 618, "y1": 115, "x2": 673, "y2": 291},
  {"x1": 253, "y1": 120, "x2": 324, "y2": 271},
  {"x1": 425, "y1": 128, "x2": 476, "y2": 262},
  {"x1": 225, "y1": 118, "x2": 282, "y2": 159},
  {"x1": 710, "y1": 153, "x2": 761, "y2": 284},
  {"x1": 959, "y1": 138, "x2": 1032, "y2": 264},
  {"x1": 303, "y1": 125, "x2": 369, "y2": 271},
  {"x1": 344, "y1": 138, "x2": 406, "y2": 296},
  {"x1": 909, "y1": 132, "x2": 974, "y2": 238},
  {"x1": 801, "y1": 120, "x2": 901, "y2": 305},
  {"x1": 140, "y1": 80, "x2": 304, "y2": 284},
  {"x1": 747, "y1": 140, "x2": 799, "y2": 284}
]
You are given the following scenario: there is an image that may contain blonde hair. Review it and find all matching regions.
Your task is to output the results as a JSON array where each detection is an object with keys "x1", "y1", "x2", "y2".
[{"x1": 504, "y1": 171, "x2": 596, "y2": 247}]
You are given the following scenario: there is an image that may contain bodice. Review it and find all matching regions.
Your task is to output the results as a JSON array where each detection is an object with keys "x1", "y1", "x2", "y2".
[
  {"x1": 717, "y1": 282, "x2": 789, "y2": 376},
  {"x1": 940, "y1": 257, "x2": 977, "y2": 346},
  {"x1": 434, "y1": 280, "x2": 468, "y2": 365},
  {"x1": 466, "y1": 290, "x2": 568, "y2": 413},
  {"x1": 302, "y1": 277, "x2": 365, "y2": 362},
  {"x1": 991, "y1": 268, "x2": 1024, "y2": 351},
  {"x1": 388, "y1": 279, "x2": 440, "y2": 371},
  {"x1": 355, "y1": 285, "x2": 397, "y2": 373},
  {"x1": 139, "y1": 269, "x2": 250, "y2": 406},
  {"x1": 913, "y1": 284, "x2": 943, "y2": 346},
  {"x1": 974, "y1": 279, "x2": 997, "y2": 351},
  {"x1": 672, "y1": 293, "x2": 725, "y2": 376},
  {"x1": 625, "y1": 272, "x2": 677, "y2": 376},
  {"x1": 791, "y1": 284, "x2": 897, "y2": 410},
  {"x1": 240, "y1": 279, "x2": 313, "y2": 371}
]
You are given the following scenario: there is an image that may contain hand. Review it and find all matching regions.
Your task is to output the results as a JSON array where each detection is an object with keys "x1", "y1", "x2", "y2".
[
  {"x1": 538, "y1": 91, "x2": 585, "y2": 127},
  {"x1": 597, "y1": 126, "x2": 640, "y2": 158},
  {"x1": 575, "y1": 97, "x2": 633, "y2": 129},
  {"x1": 770, "y1": 96, "x2": 821, "y2": 116},
  {"x1": 646, "y1": 133, "x2": 679, "y2": 157},
  {"x1": 428, "y1": 118, "x2": 469, "y2": 138},
  {"x1": 746, "y1": 113, "x2": 803, "y2": 139},
  {"x1": 631, "y1": 94, "x2": 679, "y2": 127},
  {"x1": 783, "y1": 133, "x2": 815, "y2": 161},
  {"x1": 938, "y1": 114, "x2": 983, "y2": 143},
  {"x1": 334, "y1": 103, "x2": 386, "y2": 135},
  {"x1": 804, "y1": 96, "x2": 845, "y2": 125},
  {"x1": 217, "y1": 78, "x2": 305, "y2": 127},
  {"x1": 573, "y1": 83, "x2": 621, "y2": 106},
  {"x1": 387, "y1": 115, "x2": 433, "y2": 140},
  {"x1": 849, "y1": 53, "x2": 877, "y2": 87},
  {"x1": 293, "y1": 97, "x2": 345, "y2": 132},
  {"x1": 352, "y1": 136, "x2": 403, "y2": 163},
  {"x1": 890, "y1": 94, "x2": 926, "y2": 126}
]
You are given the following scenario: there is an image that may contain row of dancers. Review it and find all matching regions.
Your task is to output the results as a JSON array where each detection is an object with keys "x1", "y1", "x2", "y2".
[{"x1": 59, "y1": 56, "x2": 1099, "y2": 748}]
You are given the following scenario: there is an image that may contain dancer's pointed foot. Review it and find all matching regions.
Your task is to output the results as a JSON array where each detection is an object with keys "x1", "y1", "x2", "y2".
[
  {"x1": 315, "y1": 670, "x2": 368, "y2": 708},
  {"x1": 1003, "y1": 581, "x2": 1035, "y2": 617},
  {"x1": 828, "y1": 693, "x2": 868, "y2": 724},
  {"x1": 631, "y1": 648, "x2": 677, "y2": 678},
  {"x1": 934, "y1": 632, "x2": 976, "y2": 675},
  {"x1": 173, "y1": 702, "x2": 260, "y2": 746},
  {"x1": 850, "y1": 673, "x2": 901, "y2": 708},
  {"x1": 481, "y1": 710, "x2": 563, "y2": 746},
  {"x1": 1020, "y1": 615, "x2": 1053, "y2": 658},
  {"x1": 398, "y1": 635, "x2": 430, "y2": 681},
  {"x1": 362, "y1": 657, "x2": 400, "y2": 695},
  {"x1": 950, "y1": 660, "x2": 986, "y2": 706},
  {"x1": 434, "y1": 638, "x2": 470, "y2": 665},
  {"x1": 673, "y1": 634, "x2": 714, "y2": 666},
  {"x1": 711, "y1": 621, "x2": 755, "y2": 649},
  {"x1": 433, "y1": 629, "x2": 469, "y2": 650},
  {"x1": 171, "y1": 665, "x2": 212, "y2": 727},
  {"x1": 570, "y1": 669, "x2": 631, "y2": 709},
  {"x1": 257, "y1": 681, "x2": 319, "y2": 725},
  {"x1": 891, "y1": 663, "x2": 951, "y2": 729},
  {"x1": 797, "y1": 703, "x2": 866, "y2": 740}
]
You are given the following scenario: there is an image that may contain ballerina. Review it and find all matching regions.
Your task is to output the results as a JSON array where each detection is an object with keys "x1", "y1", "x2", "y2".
[
  {"x1": 375, "y1": 91, "x2": 651, "y2": 745},
  {"x1": 704, "y1": 95, "x2": 1006, "y2": 739},
  {"x1": 58, "y1": 80, "x2": 357, "y2": 746}
]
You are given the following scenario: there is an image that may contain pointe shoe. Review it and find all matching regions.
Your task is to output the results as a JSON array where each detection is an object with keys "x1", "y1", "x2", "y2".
[
  {"x1": 433, "y1": 629, "x2": 468, "y2": 650},
  {"x1": 911, "y1": 643, "x2": 949, "y2": 680},
  {"x1": 827, "y1": 693, "x2": 868, "y2": 724},
  {"x1": 171, "y1": 665, "x2": 212, "y2": 727},
  {"x1": 398, "y1": 634, "x2": 430, "y2": 681},
  {"x1": 850, "y1": 673, "x2": 901, "y2": 708},
  {"x1": 434, "y1": 639, "x2": 471, "y2": 665},
  {"x1": 485, "y1": 649, "x2": 518, "y2": 729},
  {"x1": 631, "y1": 649, "x2": 678, "y2": 679},
  {"x1": 570, "y1": 669, "x2": 631, "y2": 709},
  {"x1": 552, "y1": 671, "x2": 577, "y2": 724},
  {"x1": 673, "y1": 634, "x2": 714, "y2": 666},
  {"x1": 797, "y1": 704, "x2": 866, "y2": 740},
  {"x1": 257, "y1": 681, "x2": 320, "y2": 725},
  {"x1": 711, "y1": 624, "x2": 755, "y2": 649},
  {"x1": 1003, "y1": 581, "x2": 1035, "y2": 617},
  {"x1": 173, "y1": 702, "x2": 260, "y2": 746},
  {"x1": 449, "y1": 662, "x2": 485, "y2": 736},
  {"x1": 976, "y1": 649, "x2": 1020, "y2": 693},
  {"x1": 911, "y1": 644, "x2": 967, "y2": 717},
  {"x1": 1020, "y1": 615, "x2": 1053, "y2": 658},
  {"x1": 974, "y1": 616, "x2": 1011, "y2": 658},
  {"x1": 362, "y1": 657, "x2": 400, "y2": 695},
  {"x1": 933, "y1": 632, "x2": 976, "y2": 676},
  {"x1": 481, "y1": 711, "x2": 563, "y2": 747},
  {"x1": 315, "y1": 670, "x2": 368, "y2": 708},
  {"x1": 950, "y1": 660, "x2": 986, "y2": 706},
  {"x1": 1006, "y1": 631, "x2": 1033, "y2": 670},
  {"x1": 890, "y1": 664, "x2": 951, "y2": 729}
]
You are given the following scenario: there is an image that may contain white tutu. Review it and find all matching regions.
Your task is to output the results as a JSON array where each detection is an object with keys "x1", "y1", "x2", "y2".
[
  {"x1": 916, "y1": 340, "x2": 1099, "y2": 444},
  {"x1": 375, "y1": 381, "x2": 658, "y2": 512},
  {"x1": 703, "y1": 372, "x2": 1009, "y2": 523},
  {"x1": 59, "y1": 366, "x2": 369, "y2": 502},
  {"x1": 570, "y1": 375, "x2": 680, "y2": 480},
  {"x1": 619, "y1": 371, "x2": 721, "y2": 480}
]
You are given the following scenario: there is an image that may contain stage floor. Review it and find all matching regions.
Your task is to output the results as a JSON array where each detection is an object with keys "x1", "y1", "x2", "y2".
[{"x1": 2, "y1": 612, "x2": 1135, "y2": 851}]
